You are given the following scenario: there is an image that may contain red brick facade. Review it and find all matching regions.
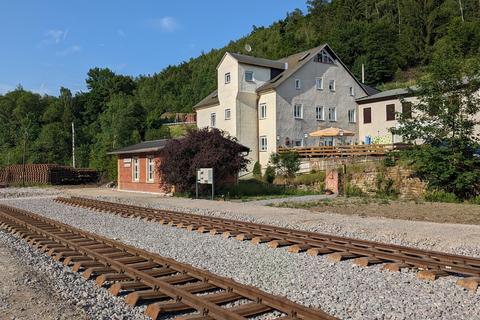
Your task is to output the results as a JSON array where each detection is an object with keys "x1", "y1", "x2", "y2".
[{"x1": 117, "y1": 153, "x2": 171, "y2": 194}]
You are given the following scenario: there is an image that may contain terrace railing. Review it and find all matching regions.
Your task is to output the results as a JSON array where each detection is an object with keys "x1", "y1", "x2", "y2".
[{"x1": 277, "y1": 144, "x2": 409, "y2": 158}]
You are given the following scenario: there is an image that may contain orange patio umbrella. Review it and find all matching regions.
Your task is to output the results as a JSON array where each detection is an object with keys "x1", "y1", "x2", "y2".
[{"x1": 308, "y1": 127, "x2": 355, "y2": 137}]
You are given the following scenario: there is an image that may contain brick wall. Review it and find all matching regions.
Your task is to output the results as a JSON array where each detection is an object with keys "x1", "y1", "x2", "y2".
[{"x1": 117, "y1": 153, "x2": 171, "y2": 194}]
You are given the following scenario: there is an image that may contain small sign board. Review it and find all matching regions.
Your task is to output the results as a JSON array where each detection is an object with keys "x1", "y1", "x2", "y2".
[
  {"x1": 123, "y1": 158, "x2": 132, "y2": 168},
  {"x1": 197, "y1": 168, "x2": 213, "y2": 184}
]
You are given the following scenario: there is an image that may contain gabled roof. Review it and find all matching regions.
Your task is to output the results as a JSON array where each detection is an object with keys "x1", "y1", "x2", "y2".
[
  {"x1": 192, "y1": 90, "x2": 219, "y2": 109},
  {"x1": 256, "y1": 44, "x2": 372, "y2": 96},
  {"x1": 227, "y1": 52, "x2": 286, "y2": 70},
  {"x1": 107, "y1": 139, "x2": 169, "y2": 155},
  {"x1": 356, "y1": 86, "x2": 417, "y2": 104}
]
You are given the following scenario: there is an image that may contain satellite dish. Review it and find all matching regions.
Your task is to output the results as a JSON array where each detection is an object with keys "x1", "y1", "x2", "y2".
[{"x1": 244, "y1": 44, "x2": 252, "y2": 53}]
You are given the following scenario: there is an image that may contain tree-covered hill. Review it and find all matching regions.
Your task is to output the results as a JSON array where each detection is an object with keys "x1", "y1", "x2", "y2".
[{"x1": 1, "y1": 0, "x2": 479, "y2": 178}]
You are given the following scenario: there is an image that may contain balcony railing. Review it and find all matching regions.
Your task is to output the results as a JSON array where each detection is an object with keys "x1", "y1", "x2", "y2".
[{"x1": 277, "y1": 144, "x2": 409, "y2": 158}]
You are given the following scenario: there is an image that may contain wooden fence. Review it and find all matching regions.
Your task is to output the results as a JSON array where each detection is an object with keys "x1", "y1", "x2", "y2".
[{"x1": 277, "y1": 144, "x2": 409, "y2": 158}]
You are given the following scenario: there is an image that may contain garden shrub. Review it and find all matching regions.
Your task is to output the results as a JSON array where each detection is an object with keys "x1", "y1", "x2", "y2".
[
  {"x1": 424, "y1": 190, "x2": 460, "y2": 203},
  {"x1": 252, "y1": 161, "x2": 262, "y2": 180},
  {"x1": 263, "y1": 166, "x2": 276, "y2": 184}
]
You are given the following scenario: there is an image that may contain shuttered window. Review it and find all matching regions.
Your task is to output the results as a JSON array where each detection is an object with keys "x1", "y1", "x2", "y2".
[
  {"x1": 363, "y1": 107, "x2": 372, "y2": 124},
  {"x1": 386, "y1": 104, "x2": 396, "y2": 121}
]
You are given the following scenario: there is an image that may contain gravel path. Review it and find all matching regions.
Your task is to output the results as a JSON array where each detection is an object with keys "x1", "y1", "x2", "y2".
[{"x1": 5, "y1": 197, "x2": 480, "y2": 320}]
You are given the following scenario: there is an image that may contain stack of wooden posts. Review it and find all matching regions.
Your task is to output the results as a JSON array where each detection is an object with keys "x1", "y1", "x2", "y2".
[{"x1": 0, "y1": 164, "x2": 98, "y2": 185}]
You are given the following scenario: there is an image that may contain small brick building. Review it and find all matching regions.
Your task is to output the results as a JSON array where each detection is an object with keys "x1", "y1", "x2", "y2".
[{"x1": 108, "y1": 139, "x2": 172, "y2": 194}]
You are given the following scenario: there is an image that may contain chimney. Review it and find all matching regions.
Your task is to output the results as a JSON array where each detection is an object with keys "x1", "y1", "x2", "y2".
[{"x1": 361, "y1": 64, "x2": 365, "y2": 84}]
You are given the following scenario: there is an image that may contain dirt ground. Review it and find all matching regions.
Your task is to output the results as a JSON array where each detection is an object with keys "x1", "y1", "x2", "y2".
[
  {"x1": 275, "y1": 197, "x2": 480, "y2": 225},
  {"x1": 0, "y1": 241, "x2": 87, "y2": 320}
]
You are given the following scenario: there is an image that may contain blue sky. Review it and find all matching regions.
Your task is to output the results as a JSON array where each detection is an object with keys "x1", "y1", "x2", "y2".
[{"x1": 0, "y1": 1, "x2": 308, "y2": 96}]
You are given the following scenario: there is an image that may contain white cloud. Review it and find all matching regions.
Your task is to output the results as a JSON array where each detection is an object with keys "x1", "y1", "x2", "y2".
[
  {"x1": 0, "y1": 83, "x2": 14, "y2": 94},
  {"x1": 31, "y1": 83, "x2": 50, "y2": 96},
  {"x1": 56, "y1": 45, "x2": 81, "y2": 57},
  {"x1": 45, "y1": 29, "x2": 69, "y2": 44},
  {"x1": 149, "y1": 17, "x2": 179, "y2": 32}
]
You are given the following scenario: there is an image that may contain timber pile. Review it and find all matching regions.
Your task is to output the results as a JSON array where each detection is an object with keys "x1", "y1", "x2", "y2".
[{"x1": 0, "y1": 164, "x2": 98, "y2": 185}]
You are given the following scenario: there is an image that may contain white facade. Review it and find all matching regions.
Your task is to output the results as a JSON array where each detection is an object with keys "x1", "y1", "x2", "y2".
[{"x1": 194, "y1": 45, "x2": 372, "y2": 171}]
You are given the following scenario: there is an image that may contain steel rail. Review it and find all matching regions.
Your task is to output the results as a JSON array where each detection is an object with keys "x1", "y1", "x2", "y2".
[
  {"x1": 55, "y1": 196, "x2": 480, "y2": 285},
  {"x1": 0, "y1": 203, "x2": 335, "y2": 320}
]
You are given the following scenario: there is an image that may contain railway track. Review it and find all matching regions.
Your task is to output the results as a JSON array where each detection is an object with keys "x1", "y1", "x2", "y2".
[
  {"x1": 0, "y1": 203, "x2": 336, "y2": 320},
  {"x1": 56, "y1": 196, "x2": 480, "y2": 291}
]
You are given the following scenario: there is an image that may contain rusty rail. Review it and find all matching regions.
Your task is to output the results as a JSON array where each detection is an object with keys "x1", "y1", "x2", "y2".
[
  {"x1": 56, "y1": 196, "x2": 480, "y2": 291},
  {"x1": 0, "y1": 203, "x2": 335, "y2": 320}
]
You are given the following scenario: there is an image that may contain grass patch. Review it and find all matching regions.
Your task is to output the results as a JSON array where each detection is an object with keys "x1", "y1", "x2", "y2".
[
  {"x1": 220, "y1": 179, "x2": 319, "y2": 200},
  {"x1": 424, "y1": 190, "x2": 460, "y2": 203}
]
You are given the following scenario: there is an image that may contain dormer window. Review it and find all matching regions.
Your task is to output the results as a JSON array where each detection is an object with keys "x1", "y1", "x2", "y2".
[
  {"x1": 295, "y1": 79, "x2": 301, "y2": 90},
  {"x1": 245, "y1": 71, "x2": 254, "y2": 82},
  {"x1": 225, "y1": 72, "x2": 231, "y2": 84}
]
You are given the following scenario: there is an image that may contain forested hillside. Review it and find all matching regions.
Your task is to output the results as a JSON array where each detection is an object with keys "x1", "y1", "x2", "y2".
[{"x1": 1, "y1": 0, "x2": 479, "y2": 178}]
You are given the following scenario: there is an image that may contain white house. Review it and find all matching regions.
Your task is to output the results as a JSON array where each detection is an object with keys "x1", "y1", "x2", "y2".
[{"x1": 194, "y1": 44, "x2": 378, "y2": 170}]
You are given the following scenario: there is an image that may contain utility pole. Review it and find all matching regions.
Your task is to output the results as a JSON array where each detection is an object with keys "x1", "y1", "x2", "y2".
[
  {"x1": 459, "y1": 0, "x2": 465, "y2": 22},
  {"x1": 22, "y1": 128, "x2": 28, "y2": 187},
  {"x1": 361, "y1": 64, "x2": 365, "y2": 84},
  {"x1": 71, "y1": 122, "x2": 76, "y2": 168}
]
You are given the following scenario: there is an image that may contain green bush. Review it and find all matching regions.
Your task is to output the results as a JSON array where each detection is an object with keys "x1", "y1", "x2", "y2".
[
  {"x1": 470, "y1": 196, "x2": 480, "y2": 205},
  {"x1": 292, "y1": 171, "x2": 326, "y2": 186},
  {"x1": 346, "y1": 184, "x2": 365, "y2": 197},
  {"x1": 264, "y1": 166, "x2": 276, "y2": 184},
  {"x1": 252, "y1": 161, "x2": 262, "y2": 180},
  {"x1": 220, "y1": 179, "x2": 315, "y2": 199},
  {"x1": 424, "y1": 190, "x2": 460, "y2": 203},
  {"x1": 375, "y1": 174, "x2": 398, "y2": 198}
]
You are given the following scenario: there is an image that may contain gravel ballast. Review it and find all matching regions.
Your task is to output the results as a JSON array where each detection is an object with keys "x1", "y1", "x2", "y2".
[
  {"x1": 4, "y1": 197, "x2": 480, "y2": 320},
  {"x1": 0, "y1": 229, "x2": 150, "y2": 320}
]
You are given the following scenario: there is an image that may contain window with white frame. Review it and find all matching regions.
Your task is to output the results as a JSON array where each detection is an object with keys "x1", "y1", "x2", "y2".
[
  {"x1": 328, "y1": 107, "x2": 337, "y2": 121},
  {"x1": 225, "y1": 109, "x2": 231, "y2": 120},
  {"x1": 132, "y1": 157, "x2": 139, "y2": 182},
  {"x1": 316, "y1": 77, "x2": 323, "y2": 90},
  {"x1": 224, "y1": 72, "x2": 231, "y2": 84},
  {"x1": 245, "y1": 71, "x2": 254, "y2": 82},
  {"x1": 210, "y1": 113, "x2": 216, "y2": 127},
  {"x1": 329, "y1": 80, "x2": 335, "y2": 92},
  {"x1": 146, "y1": 156, "x2": 154, "y2": 182},
  {"x1": 295, "y1": 79, "x2": 301, "y2": 90},
  {"x1": 315, "y1": 106, "x2": 324, "y2": 121},
  {"x1": 348, "y1": 109, "x2": 356, "y2": 123},
  {"x1": 259, "y1": 103, "x2": 267, "y2": 119},
  {"x1": 349, "y1": 86, "x2": 355, "y2": 96},
  {"x1": 294, "y1": 104, "x2": 303, "y2": 119},
  {"x1": 259, "y1": 136, "x2": 267, "y2": 151}
]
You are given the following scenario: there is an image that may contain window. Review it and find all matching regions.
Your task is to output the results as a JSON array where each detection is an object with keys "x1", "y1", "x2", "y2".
[
  {"x1": 294, "y1": 140, "x2": 303, "y2": 147},
  {"x1": 146, "y1": 156, "x2": 154, "y2": 183},
  {"x1": 210, "y1": 113, "x2": 216, "y2": 127},
  {"x1": 245, "y1": 71, "x2": 254, "y2": 82},
  {"x1": 315, "y1": 77, "x2": 323, "y2": 90},
  {"x1": 348, "y1": 109, "x2": 356, "y2": 123},
  {"x1": 363, "y1": 107, "x2": 372, "y2": 124},
  {"x1": 295, "y1": 79, "x2": 301, "y2": 90},
  {"x1": 259, "y1": 103, "x2": 267, "y2": 119},
  {"x1": 294, "y1": 104, "x2": 303, "y2": 119},
  {"x1": 132, "y1": 157, "x2": 139, "y2": 182},
  {"x1": 259, "y1": 136, "x2": 267, "y2": 151},
  {"x1": 328, "y1": 107, "x2": 337, "y2": 121},
  {"x1": 224, "y1": 72, "x2": 231, "y2": 84},
  {"x1": 314, "y1": 50, "x2": 335, "y2": 64},
  {"x1": 225, "y1": 109, "x2": 231, "y2": 120},
  {"x1": 386, "y1": 104, "x2": 396, "y2": 121},
  {"x1": 349, "y1": 86, "x2": 355, "y2": 96},
  {"x1": 402, "y1": 101, "x2": 412, "y2": 119},
  {"x1": 315, "y1": 106, "x2": 324, "y2": 121},
  {"x1": 329, "y1": 80, "x2": 335, "y2": 92}
]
